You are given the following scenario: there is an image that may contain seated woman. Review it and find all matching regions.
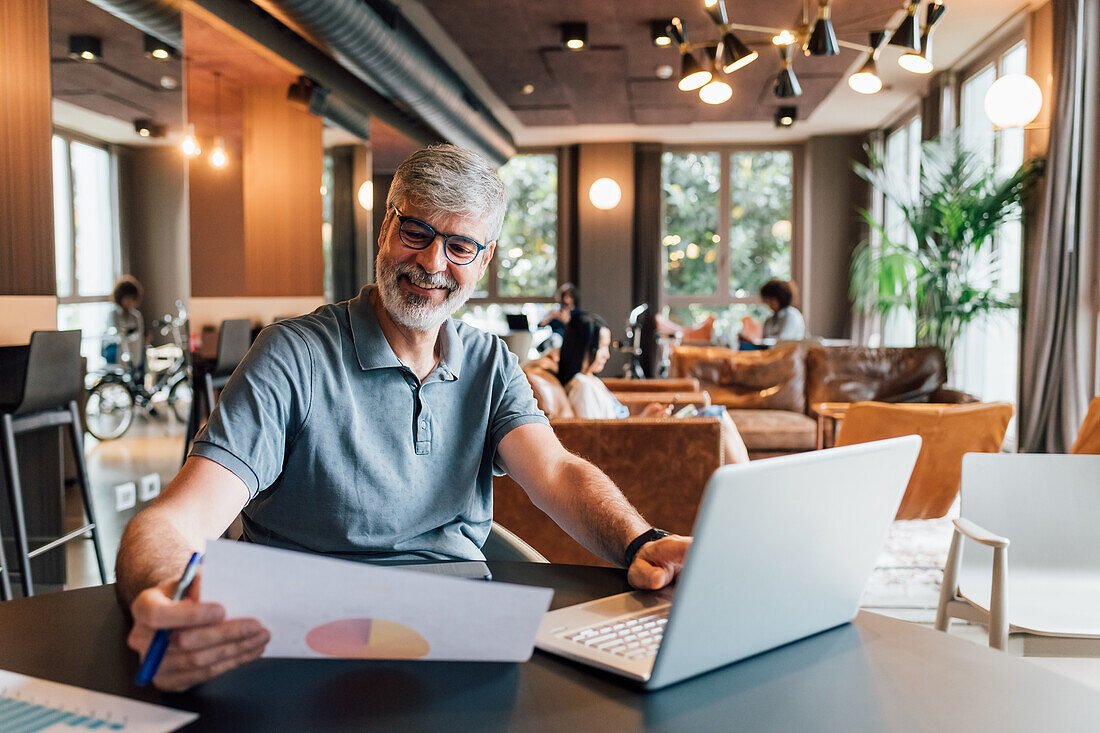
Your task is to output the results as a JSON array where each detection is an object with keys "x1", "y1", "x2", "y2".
[
  {"x1": 558, "y1": 312, "x2": 749, "y2": 464},
  {"x1": 739, "y1": 278, "x2": 806, "y2": 348}
]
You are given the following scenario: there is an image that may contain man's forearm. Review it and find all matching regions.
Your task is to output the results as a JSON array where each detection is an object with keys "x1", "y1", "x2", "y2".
[
  {"x1": 528, "y1": 455, "x2": 650, "y2": 566},
  {"x1": 115, "y1": 507, "x2": 201, "y2": 608}
]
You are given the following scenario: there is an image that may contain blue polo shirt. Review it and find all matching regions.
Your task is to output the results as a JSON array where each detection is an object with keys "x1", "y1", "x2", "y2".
[{"x1": 190, "y1": 285, "x2": 549, "y2": 562}]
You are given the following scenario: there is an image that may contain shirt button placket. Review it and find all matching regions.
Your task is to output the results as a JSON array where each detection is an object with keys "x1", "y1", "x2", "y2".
[{"x1": 415, "y1": 387, "x2": 432, "y2": 455}]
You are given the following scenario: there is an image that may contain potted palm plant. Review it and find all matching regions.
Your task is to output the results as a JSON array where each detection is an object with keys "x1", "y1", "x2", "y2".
[{"x1": 849, "y1": 133, "x2": 1042, "y2": 364}]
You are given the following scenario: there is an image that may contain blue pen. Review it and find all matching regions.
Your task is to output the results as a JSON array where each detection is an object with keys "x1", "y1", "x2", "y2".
[{"x1": 134, "y1": 551, "x2": 203, "y2": 686}]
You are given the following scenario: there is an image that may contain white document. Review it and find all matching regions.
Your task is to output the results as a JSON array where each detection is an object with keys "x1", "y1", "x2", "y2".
[
  {"x1": 0, "y1": 669, "x2": 197, "y2": 732},
  {"x1": 201, "y1": 540, "x2": 555, "y2": 662}
]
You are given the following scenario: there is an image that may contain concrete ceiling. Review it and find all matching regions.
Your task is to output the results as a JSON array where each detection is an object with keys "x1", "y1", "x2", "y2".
[{"x1": 399, "y1": 0, "x2": 1043, "y2": 145}]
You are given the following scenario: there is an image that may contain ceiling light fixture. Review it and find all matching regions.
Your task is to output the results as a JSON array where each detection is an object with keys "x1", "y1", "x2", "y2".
[
  {"x1": 848, "y1": 31, "x2": 887, "y2": 94},
  {"x1": 898, "y1": 2, "x2": 947, "y2": 74},
  {"x1": 181, "y1": 123, "x2": 201, "y2": 158},
  {"x1": 68, "y1": 35, "x2": 102, "y2": 62},
  {"x1": 561, "y1": 22, "x2": 587, "y2": 51},
  {"x1": 651, "y1": 20, "x2": 673, "y2": 47},
  {"x1": 670, "y1": 18, "x2": 713, "y2": 91},
  {"x1": 133, "y1": 119, "x2": 165, "y2": 138},
  {"x1": 772, "y1": 30, "x2": 797, "y2": 46},
  {"x1": 774, "y1": 45, "x2": 801, "y2": 98},
  {"x1": 807, "y1": 0, "x2": 839, "y2": 56},
  {"x1": 699, "y1": 46, "x2": 733, "y2": 104},
  {"x1": 775, "y1": 106, "x2": 797, "y2": 127},
  {"x1": 720, "y1": 30, "x2": 757, "y2": 73},
  {"x1": 889, "y1": 1, "x2": 921, "y2": 54},
  {"x1": 143, "y1": 34, "x2": 176, "y2": 60}
]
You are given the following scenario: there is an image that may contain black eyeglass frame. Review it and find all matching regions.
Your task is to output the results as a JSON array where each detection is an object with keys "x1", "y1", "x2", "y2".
[{"x1": 392, "y1": 205, "x2": 489, "y2": 266}]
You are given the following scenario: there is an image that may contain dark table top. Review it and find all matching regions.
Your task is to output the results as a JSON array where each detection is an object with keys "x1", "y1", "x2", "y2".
[{"x1": 1, "y1": 562, "x2": 1099, "y2": 732}]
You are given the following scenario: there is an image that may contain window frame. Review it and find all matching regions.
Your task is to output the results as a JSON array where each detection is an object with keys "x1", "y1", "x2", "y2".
[
  {"x1": 52, "y1": 127, "x2": 122, "y2": 306},
  {"x1": 658, "y1": 143, "x2": 803, "y2": 312},
  {"x1": 467, "y1": 147, "x2": 567, "y2": 306}
]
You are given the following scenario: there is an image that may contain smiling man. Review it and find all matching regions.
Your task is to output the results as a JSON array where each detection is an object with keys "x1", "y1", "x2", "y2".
[{"x1": 115, "y1": 144, "x2": 691, "y2": 691}]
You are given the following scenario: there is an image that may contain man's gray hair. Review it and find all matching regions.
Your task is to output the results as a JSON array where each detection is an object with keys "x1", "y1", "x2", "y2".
[{"x1": 386, "y1": 143, "x2": 509, "y2": 243}]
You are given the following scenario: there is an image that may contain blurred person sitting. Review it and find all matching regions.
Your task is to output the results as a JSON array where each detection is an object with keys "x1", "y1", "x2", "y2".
[
  {"x1": 558, "y1": 311, "x2": 748, "y2": 463},
  {"x1": 739, "y1": 279, "x2": 805, "y2": 348}
]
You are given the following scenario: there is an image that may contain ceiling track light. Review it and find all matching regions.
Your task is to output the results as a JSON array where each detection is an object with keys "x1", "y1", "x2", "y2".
[
  {"x1": 807, "y1": 0, "x2": 839, "y2": 56},
  {"x1": 68, "y1": 35, "x2": 102, "y2": 62},
  {"x1": 651, "y1": 19, "x2": 673, "y2": 47},
  {"x1": 848, "y1": 30, "x2": 887, "y2": 94},
  {"x1": 133, "y1": 119, "x2": 165, "y2": 138},
  {"x1": 143, "y1": 34, "x2": 176, "y2": 60},
  {"x1": 774, "y1": 45, "x2": 802, "y2": 98},
  {"x1": 899, "y1": 2, "x2": 947, "y2": 74},
  {"x1": 775, "y1": 106, "x2": 798, "y2": 127},
  {"x1": 561, "y1": 22, "x2": 587, "y2": 51},
  {"x1": 889, "y1": 1, "x2": 921, "y2": 54}
]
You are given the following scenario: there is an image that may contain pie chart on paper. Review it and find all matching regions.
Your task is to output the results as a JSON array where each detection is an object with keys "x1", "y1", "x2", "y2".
[{"x1": 305, "y1": 618, "x2": 431, "y2": 659}]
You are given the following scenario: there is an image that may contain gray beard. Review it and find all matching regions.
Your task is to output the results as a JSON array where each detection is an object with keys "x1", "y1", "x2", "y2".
[{"x1": 375, "y1": 256, "x2": 474, "y2": 331}]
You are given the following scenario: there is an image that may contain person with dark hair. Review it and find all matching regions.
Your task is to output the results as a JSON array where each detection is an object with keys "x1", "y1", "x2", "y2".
[
  {"x1": 109, "y1": 275, "x2": 146, "y2": 375},
  {"x1": 740, "y1": 278, "x2": 806, "y2": 347},
  {"x1": 560, "y1": 312, "x2": 749, "y2": 463},
  {"x1": 539, "y1": 282, "x2": 578, "y2": 338}
]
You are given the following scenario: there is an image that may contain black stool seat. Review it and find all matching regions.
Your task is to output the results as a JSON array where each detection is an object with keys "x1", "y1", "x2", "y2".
[{"x1": 0, "y1": 330, "x2": 108, "y2": 599}]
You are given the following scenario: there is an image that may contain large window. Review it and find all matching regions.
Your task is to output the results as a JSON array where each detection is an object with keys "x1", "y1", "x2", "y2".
[
  {"x1": 878, "y1": 115, "x2": 922, "y2": 347},
  {"x1": 954, "y1": 41, "x2": 1028, "y2": 424},
  {"x1": 660, "y1": 149, "x2": 795, "y2": 342},
  {"x1": 460, "y1": 153, "x2": 561, "y2": 334},
  {"x1": 53, "y1": 132, "x2": 121, "y2": 372}
]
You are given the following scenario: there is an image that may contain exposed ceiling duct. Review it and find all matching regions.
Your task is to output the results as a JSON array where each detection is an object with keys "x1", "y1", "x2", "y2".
[
  {"x1": 263, "y1": 0, "x2": 516, "y2": 165},
  {"x1": 86, "y1": 0, "x2": 436, "y2": 147}
]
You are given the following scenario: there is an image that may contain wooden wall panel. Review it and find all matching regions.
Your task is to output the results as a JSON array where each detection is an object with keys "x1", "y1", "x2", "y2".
[
  {"x1": 0, "y1": 0, "x2": 55, "y2": 296},
  {"x1": 242, "y1": 86, "x2": 324, "y2": 297}
]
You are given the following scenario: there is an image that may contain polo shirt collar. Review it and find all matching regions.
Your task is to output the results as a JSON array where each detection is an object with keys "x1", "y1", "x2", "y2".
[{"x1": 349, "y1": 285, "x2": 463, "y2": 379}]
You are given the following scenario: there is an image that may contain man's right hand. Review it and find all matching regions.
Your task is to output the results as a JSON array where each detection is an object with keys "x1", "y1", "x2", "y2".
[{"x1": 127, "y1": 576, "x2": 270, "y2": 691}]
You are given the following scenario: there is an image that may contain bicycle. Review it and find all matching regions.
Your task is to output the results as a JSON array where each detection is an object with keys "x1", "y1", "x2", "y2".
[{"x1": 84, "y1": 301, "x2": 193, "y2": 441}]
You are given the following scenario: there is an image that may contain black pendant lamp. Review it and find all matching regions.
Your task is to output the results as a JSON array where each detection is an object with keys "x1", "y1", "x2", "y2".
[
  {"x1": 774, "y1": 45, "x2": 801, "y2": 98},
  {"x1": 889, "y1": 1, "x2": 921, "y2": 54},
  {"x1": 720, "y1": 30, "x2": 758, "y2": 73},
  {"x1": 807, "y1": 0, "x2": 838, "y2": 56},
  {"x1": 899, "y1": 2, "x2": 947, "y2": 74}
]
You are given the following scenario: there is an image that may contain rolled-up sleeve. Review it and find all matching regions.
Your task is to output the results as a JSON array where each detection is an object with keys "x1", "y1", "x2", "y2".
[{"x1": 190, "y1": 323, "x2": 313, "y2": 498}]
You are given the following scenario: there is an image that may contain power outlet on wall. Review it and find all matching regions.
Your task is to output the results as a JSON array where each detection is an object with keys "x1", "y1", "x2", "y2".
[
  {"x1": 139, "y1": 473, "x2": 161, "y2": 502},
  {"x1": 115, "y1": 482, "x2": 137, "y2": 512}
]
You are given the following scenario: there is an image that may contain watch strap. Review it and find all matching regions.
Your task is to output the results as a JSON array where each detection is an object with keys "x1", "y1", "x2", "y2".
[{"x1": 623, "y1": 528, "x2": 671, "y2": 568}]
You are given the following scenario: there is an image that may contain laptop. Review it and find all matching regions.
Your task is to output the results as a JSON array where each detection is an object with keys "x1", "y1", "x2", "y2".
[
  {"x1": 535, "y1": 436, "x2": 921, "y2": 690},
  {"x1": 505, "y1": 313, "x2": 530, "y2": 331}
]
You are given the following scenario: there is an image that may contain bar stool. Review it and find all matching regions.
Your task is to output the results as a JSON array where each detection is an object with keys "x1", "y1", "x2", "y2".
[
  {"x1": 0, "y1": 330, "x2": 108, "y2": 598},
  {"x1": 183, "y1": 319, "x2": 252, "y2": 464}
]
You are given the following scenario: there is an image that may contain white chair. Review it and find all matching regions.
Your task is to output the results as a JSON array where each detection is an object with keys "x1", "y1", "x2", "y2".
[
  {"x1": 935, "y1": 453, "x2": 1100, "y2": 654},
  {"x1": 482, "y1": 522, "x2": 548, "y2": 563}
]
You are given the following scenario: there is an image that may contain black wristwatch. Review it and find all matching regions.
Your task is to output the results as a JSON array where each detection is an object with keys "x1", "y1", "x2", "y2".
[{"x1": 624, "y1": 528, "x2": 671, "y2": 568}]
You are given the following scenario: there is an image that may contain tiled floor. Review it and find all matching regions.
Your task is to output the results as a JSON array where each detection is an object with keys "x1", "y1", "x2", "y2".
[{"x1": 58, "y1": 425, "x2": 1100, "y2": 692}]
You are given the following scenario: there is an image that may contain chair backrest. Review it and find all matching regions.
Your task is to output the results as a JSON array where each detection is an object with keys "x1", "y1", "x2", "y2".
[
  {"x1": 669, "y1": 343, "x2": 807, "y2": 412},
  {"x1": 806, "y1": 345, "x2": 947, "y2": 405},
  {"x1": 834, "y1": 401, "x2": 1013, "y2": 520},
  {"x1": 1071, "y1": 396, "x2": 1100, "y2": 454},
  {"x1": 15, "y1": 330, "x2": 84, "y2": 416},
  {"x1": 482, "y1": 522, "x2": 548, "y2": 563},
  {"x1": 213, "y1": 319, "x2": 252, "y2": 377},
  {"x1": 961, "y1": 454, "x2": 1100, "y2": 574},
  {"x1": 522, "y1": 365, "x2": 575, "y2": 418}
]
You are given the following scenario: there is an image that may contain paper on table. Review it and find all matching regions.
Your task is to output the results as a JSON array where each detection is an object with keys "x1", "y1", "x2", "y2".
[
  {"x1": 0, "y1": 669, "x2": 197, "y2": 732},
  {"x1": 200, "y1": 540, "x2": 554, "y2": 662}
]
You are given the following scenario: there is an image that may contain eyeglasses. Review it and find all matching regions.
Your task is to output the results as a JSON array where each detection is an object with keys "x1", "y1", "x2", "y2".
[{"x1": 392, "y1": 205, "x2": 487, "y2": 266}]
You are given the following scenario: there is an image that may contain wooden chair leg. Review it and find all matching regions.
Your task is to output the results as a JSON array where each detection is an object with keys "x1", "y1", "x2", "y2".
[
  {"x1": 67, "y1": 402, "x2": 108, "y2": 584},
  {"x1": 935, "y1": 528, "x2": 963, "y2": 633},
  {"x1": 0, "y1": 414, "x2": 34, "y2": 597},
  {"x1": 0, "y1": 513, "x2": 10, "y2": 600}
]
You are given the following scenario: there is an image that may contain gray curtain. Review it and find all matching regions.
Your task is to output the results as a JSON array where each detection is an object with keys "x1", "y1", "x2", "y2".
[{"x1": 1019, "y1": 0, "x2": 1100, "y2": 452}]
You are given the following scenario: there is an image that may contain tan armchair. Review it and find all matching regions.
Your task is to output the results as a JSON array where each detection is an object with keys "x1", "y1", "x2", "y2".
[
  {"x1": 495, "y1": 363, "x2": 725, "y2": 564},
  {"x1": 1071, "y1": 396, "x2": 1100, "y2": 454}
]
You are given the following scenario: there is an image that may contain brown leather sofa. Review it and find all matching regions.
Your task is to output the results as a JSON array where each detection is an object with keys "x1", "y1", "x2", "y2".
[
  {"x1": 670, "y1": 344, "x2": 977, "y2": 459},
  {"x1": 491, "y1": 363, "x2": 725, "y2": 565}
]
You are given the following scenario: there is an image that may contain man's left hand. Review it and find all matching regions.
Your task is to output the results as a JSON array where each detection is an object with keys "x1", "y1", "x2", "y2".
[{"x1": 627, "y1": 535, "x2": 692, "y2": 590}]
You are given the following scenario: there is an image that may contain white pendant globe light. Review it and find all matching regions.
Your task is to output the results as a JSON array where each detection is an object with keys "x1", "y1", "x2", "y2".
[
  {"x1": 984, "y1": 74, "x2": 1043, "y2": 128},
  {"x1": 357, "y1": 180, "x2": 374, "y2": 211},
  {"x1": 588, "y1": 178, "x2": 622, "y2": 210}
]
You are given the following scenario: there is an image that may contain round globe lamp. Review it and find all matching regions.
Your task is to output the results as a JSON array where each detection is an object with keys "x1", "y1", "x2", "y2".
[
  {"x1": 984, "y1": 74, "x2": 1042, "y2": 128},
  {"x1": 357, "y1": 180, "x2": 374, "y2": 211},
  {"x1": 589, "y1": 178, "x2": 622, "y2": 210}
]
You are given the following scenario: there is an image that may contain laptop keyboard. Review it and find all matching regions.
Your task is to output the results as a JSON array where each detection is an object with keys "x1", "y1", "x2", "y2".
[{"x1": 561, "y1": 609, "x2": 669, "y2": 660}]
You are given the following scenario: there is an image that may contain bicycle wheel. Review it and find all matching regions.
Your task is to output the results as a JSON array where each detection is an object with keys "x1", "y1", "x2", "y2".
[
  {"x1": 168, "y1": 377, "x2": 193, "y2": 424},
  {"x1": 85, "y1": 381, "x2": 135, "y2": 440}
]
